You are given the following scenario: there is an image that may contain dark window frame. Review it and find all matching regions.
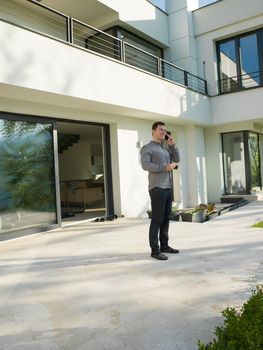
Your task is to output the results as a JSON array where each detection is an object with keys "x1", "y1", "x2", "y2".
[{"x1": 216, "y1": 27, "x2": 263, "y2": 94}]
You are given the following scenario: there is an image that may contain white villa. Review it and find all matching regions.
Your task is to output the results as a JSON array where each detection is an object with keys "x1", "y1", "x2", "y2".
[{"x1": 0, "y1": 0, "x2": 263, "y2": 238}]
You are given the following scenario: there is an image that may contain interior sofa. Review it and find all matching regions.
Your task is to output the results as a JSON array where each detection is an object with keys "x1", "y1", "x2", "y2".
[{"x1": 60, "y1": 179, "x2": 104, "y2": 208}]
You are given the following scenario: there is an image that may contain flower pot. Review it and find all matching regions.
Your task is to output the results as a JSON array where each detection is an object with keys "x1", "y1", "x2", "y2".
[
  {"x1": 170, "y1": 212, "x2": 180, "y2": 221},
  {"x1": 180, "y1": 212, "x2": 193, "y2": 222},
  {"x1": 181, "y1": 210, "x2": 206, "y2": 223},
  {"x1": 192, "y1": 211, "x2": 206, "y2": 223}
]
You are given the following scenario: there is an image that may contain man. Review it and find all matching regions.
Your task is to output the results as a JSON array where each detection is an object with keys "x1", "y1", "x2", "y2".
[{"x1": 141, "y1": 121, "x2": 180, "y2": 260}]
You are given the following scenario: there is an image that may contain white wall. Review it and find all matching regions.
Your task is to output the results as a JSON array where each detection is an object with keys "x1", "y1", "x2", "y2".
[
  {"x1": 210, "y1": 89, "x2": 263, "y2": 125},
  {"x1": 204, "y1": 128, "x2": 223, "y2": 203},
  {"x1": 99, "y1": 0, "x2": 169, "y2": 46},
  {"x1": 166, "y1": 0, "x2": 198, "y2": 74},
  {"x1": 115, "y1": 118, "x2": 150, "y2": 217},
  {"x1": 184, "y1": 125, "x2": 207, "y2": 206},
  {"x1": 194, "y1": 0, "x2": 263, "y2": 37}
]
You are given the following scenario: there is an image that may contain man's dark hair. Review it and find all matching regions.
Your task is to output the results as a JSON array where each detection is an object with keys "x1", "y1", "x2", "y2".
[{"x1": 152, "y1": 121, "x2": 165, "y2": 130}]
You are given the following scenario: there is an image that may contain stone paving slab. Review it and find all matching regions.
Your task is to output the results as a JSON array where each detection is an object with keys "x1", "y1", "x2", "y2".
[{"x1": 0, "y1": 201, "x2": 263, "y2": 349}]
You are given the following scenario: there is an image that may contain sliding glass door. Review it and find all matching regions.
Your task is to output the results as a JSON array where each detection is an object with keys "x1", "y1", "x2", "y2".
[
  {"x1": 222, "y1": 132, "x2": 246, "y2": 194},
  {"x1": 0, "y1": 116, "x2": 57, "y2": 236},
  {"x1": 222, "y1": 131, "x2": 263, "y2": 195},
  {"x1": 248, "y1": 132, "x2": 261, "y2": 190}
]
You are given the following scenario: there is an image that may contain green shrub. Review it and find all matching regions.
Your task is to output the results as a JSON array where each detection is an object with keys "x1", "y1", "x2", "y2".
[
  {"x1": 251, "y1": 221, "x2": 263, "y2": 228},
  {"x1": 197, "y1": 285, "x2": 263, "y2": 350}
]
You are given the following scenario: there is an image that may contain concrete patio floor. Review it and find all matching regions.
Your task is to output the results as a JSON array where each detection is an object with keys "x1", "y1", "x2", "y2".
[{"x1": 1, "y1": 201, "x2": 263, "y2": 350}]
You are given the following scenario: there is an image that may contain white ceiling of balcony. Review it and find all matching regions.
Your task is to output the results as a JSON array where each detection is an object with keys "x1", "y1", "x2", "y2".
[{"x1": 30, "y1": 0, "x2": 118, "y2": 27}]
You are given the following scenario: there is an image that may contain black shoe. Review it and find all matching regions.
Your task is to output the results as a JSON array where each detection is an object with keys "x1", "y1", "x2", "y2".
[
  {"x1": 161, "y1": 246, "x2": 180, "y2": 254},
  {"x1": 151, "y1": 252, "x2": 168, "y2": 260}
]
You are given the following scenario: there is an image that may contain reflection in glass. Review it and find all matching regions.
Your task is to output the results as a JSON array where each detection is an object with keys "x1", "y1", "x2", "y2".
[
  {"x1": 240, "y1": 34, "x2": 260, "y2": 88},
  {"x1": 259, "y1": 134, "x2": 263, "y2": 190},
  {"x1": 222, "y1": 132, "x2": 246, "y2": 194},
  {"x1": 0, "y1": 119, "x2": 56, "y2": 234},
  {"x1": 217, "y1": 29, "x2": 263, "y2": 93},
  {"x1": 248, "y1": 132, "x2": 260, "y2": 190},
  {"x1": 218, "y1": 40, "x2": 238, "y2": 92}
]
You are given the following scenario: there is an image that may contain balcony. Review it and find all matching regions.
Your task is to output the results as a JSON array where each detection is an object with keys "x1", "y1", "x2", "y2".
[{"x1": 0, "y1": 0, "x2": 207, "y2": 95}]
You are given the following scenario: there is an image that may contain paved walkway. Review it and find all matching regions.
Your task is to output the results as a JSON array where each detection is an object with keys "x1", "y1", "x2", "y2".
[{"x1": 1, "y1": 201, "x2": 263, "y2": 350}]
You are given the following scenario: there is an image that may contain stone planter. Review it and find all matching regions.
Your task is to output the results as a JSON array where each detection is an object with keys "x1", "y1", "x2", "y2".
[
  {"x1": 207, "y1": 212, "x2": 219, "y2": 220},
  {"x1": 181, "y1": 210, "x2": 206, "y2": 223}
]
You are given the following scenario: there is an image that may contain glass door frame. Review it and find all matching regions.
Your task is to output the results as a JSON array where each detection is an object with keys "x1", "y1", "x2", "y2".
[
  {"x1": 0, "y1": 111, "x2": 60, "y2": 238},
  {"x1": 222, "y1": 130, "x2": 263, "y2": 195},
  {"x1": 0, "y1": 112, "x2": 115, "y2": 238},
  {"x1": 54, "y1": 118, "x2": 115, "y2": 220}
]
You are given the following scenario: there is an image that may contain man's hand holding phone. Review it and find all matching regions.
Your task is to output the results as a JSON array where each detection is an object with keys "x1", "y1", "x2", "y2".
[
  {"x1": 166, "y1": 162, "x2": 178, "y2": 171},
  {"x1": 165, "y1": 133, "x2": 175, "y2": 146}
]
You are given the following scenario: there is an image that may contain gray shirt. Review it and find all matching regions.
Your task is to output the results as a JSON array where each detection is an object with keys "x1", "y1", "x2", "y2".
[{"x1": 141, "y1": 141, "x2": 180, "y2": 191}]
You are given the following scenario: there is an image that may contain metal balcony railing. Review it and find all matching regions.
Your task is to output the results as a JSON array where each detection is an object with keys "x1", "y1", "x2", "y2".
[
  {"x1": 161, "y1": 60, "x2": 207, "y2": 95},
  {"x1": 218, "y1": 71, "x2": 263, "y2": 94},
  {"x1": 0, "y1": 0, "x2": 208, "y2": 95}
]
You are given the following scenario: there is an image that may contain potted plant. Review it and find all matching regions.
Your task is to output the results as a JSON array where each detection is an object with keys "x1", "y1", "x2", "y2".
[{"x1": 198, "y1": 203, "x2": 217, "y2": 221}]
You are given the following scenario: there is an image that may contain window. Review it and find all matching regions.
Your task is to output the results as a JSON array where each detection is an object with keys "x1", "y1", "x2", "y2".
[{"x1": 217, "y1": 28, "x2": 263, "y2": 93}]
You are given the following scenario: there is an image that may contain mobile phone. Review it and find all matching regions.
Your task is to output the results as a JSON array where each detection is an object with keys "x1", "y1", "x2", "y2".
[{"x1": 165, "y1": 131, "x2": 171, "y2": 140}]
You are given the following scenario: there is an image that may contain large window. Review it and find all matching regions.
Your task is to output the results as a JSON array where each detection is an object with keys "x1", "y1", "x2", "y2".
[
  {"x1": 0, "y1": 116, "x2": 57, "y2": 236},
  {"x1": 222, "y1": 131, "x2": 263, "y2": 195},
  {"x1": 217, "y1": 28, "x2": 263, "y2": 93}
]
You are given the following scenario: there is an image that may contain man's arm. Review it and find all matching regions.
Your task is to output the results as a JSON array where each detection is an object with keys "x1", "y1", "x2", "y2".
[
  {"x1": 169, "y1": 144, "x2": 180, "y2": 163},
  {"x1": 166, "y1": 135, "x2": 180, "y2": 163},
  {"x1": 140, "y1": 146, "x2": 167, "y2": 173}
]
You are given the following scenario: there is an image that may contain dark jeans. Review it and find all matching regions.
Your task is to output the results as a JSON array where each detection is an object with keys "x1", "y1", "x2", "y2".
[{"x1": 149, "y1": 187, "x2": 172, "y2": 254}]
